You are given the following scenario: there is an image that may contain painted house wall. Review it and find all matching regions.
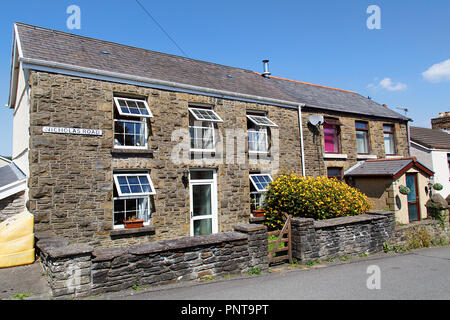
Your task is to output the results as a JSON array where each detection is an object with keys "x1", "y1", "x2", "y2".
[
  {"x1": 411, "y1": 142, "x2": 450, "y2": 198},
  {"x1": 430, "y1": 149, "x2": 450, "y2": 197},
  {"x1": 26, "y1": 71, "x2": 303, "y2": 248},
  {"x1": 12, "y1": 66, "x2": 30, "y2": 176}
]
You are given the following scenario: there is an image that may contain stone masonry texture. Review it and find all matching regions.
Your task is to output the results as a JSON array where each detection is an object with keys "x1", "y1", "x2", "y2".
[
  {"x1": 28, "y1": 71, "x2": 302, "y2": 248},
  {"x1": 301, "y1": 109, "x2": 409, "y2": 177},
  {"x1": 0, "y1": 191, "x2": 26, "y2": 223}
]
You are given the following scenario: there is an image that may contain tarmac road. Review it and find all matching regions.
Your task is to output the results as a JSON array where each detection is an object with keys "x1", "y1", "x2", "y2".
[{"x1": 95, "y1": 246, "x2": 450, "y2": 300}]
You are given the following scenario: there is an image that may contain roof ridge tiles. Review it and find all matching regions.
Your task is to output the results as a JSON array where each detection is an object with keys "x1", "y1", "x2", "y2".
[{"x1": 254, "y1": 72, "x2": 358, "y2": 94}]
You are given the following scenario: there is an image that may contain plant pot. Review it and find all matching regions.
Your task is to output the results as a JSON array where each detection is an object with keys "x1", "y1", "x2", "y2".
[
  {"x1": 252, "y1": 210, "x2": 265, "y2": 217},
  {"x1": 123, "y1": 219, "x2": 144, "y2": 229}
]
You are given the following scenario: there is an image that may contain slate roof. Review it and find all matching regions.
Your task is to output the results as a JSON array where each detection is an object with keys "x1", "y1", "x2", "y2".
[
  {"x1": 410, "y1": 126, "x2": 450, "y2": 150},
  {"x1": 268, "y1": 76, "x2": 409, "y2": 121},
  {"x1": 14, "y1": 22, "x2": 409, "y2": 121},
  {"x1": 15, "y1": 23, "x2": 296, "y2": 105},
  {"x1": 0, "y1": 162, "x2": 26, "y2": 189},
  {"x1": 344, "y1": 157, "x2": 433, "y2": 178}
]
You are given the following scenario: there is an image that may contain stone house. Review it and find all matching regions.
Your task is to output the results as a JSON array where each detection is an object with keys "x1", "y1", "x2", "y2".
[
  {"x1": 431, "y1": 112, "x2": 450, "y2": 131},
  {"x1": 266, "y1": 75, "x2": 411, "y2": 178},
  {"x1": 8, "y1": 23, "x2": 303, "y2": 248},
  {"x1": 7, "y1": 23, "x2": 411, "y2": 249}
]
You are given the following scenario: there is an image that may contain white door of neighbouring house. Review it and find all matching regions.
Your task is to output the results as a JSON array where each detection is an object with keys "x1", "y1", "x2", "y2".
[{"x1": 189, "y1": 169, "x2": 218, "y2": 236}]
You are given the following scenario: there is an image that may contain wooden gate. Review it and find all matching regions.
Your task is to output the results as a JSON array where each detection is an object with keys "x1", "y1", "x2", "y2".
[{"x1": 268, "y1": 213, "x2": 292, "y2": 265}]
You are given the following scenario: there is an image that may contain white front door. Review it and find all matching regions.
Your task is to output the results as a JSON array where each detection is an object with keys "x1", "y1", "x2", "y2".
[{"x1": 189, "y1": 169, "x2": 218, "y2": 236}]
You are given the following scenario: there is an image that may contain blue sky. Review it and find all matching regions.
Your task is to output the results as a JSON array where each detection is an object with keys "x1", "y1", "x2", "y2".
[{"x1": 0, "y1": 0, "x2": 449, "y2": 156}]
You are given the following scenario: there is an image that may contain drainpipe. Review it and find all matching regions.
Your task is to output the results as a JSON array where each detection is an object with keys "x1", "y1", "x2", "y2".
[
  {"x1": 298, "y1": 104, "x2": 306, "y2": 177},
  {"x1": 406, "y1": 120, "x2": 411, "y2": 156}
]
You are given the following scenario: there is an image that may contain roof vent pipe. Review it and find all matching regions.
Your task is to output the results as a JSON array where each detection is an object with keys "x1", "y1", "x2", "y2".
[{"x1": 262, "y1": 60, "x2": 271, "y2": 78}]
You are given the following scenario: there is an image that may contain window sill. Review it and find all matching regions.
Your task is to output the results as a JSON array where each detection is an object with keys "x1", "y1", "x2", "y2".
[
  {"x1": 357, "y1": 154, "x2": 377, "y2": 160},
  {"x1": 111, "y1": 148, "x2": 154, "y2": 157},
  {"x1": 323, "y1": 153, "x2": 348, "y2": 160},
  {"x1": 110, "y1": 226, "x2": 155, "y2": 238},
  {"x1": 385, "y1": 155, "x2": 402, "y2": 159}
]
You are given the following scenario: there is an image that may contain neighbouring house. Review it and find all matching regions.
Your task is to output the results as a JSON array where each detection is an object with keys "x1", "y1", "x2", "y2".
[
  {"x1": 410, "y1": 126, "x2": 450, "y2": 198},
  {"x1": 266, "y1": 75, "x2": 411, "y2": 177},
  {"x1": 0, "y1": 162, "x2": 27, "y2": 222},
  {"x1": 431, "y1": 112, "x2": 450, "y2": 131},
  {"x1": 7, "y1": 23, "x2": 412, "y2": 249},
  {"x1": 344, "y1": 157, "x2": 434, "y2": 224}
]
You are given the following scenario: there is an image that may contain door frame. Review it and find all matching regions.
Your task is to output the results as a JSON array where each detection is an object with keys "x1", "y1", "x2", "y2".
[
  {"x1": 406, "y1": 172, "x2": 421, "y2": 222},
  {"x1": 189, "y1": 169, "x2": 218, "y2": 236}
]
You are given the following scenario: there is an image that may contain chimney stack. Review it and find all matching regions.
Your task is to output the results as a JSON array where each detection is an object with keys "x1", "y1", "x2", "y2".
[{"x1": 262, "y1": 60, "x2": 271, "y2": 78}]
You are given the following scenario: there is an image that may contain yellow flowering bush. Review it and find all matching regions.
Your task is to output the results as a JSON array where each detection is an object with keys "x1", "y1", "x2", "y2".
[{"x1": 263, "y1": 173, "x2": 372, "y2": 230}]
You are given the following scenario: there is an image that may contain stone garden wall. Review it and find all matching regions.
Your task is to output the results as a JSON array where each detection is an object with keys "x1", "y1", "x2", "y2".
[
  {"x1": 291, "y1": 210, "x2": 395, "y2": 261},
  {"x1": 35, "y1": 211, "x2": 407, "y2": 299},
  {"x1": 35, "y1": 224, "x2": 268, "y2": 299}
]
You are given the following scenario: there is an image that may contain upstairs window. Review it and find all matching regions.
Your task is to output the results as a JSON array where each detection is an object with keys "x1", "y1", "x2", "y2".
[
  {"x1": 383, "y1": 124, "x2": 396, "y2": 155},
  {"x1": 355, "y1": 121, "x2": 370, "y2": 154},
  {"x1": 113, "y1": 172, "x2": 156, "y2": 229},
  {"x1": 323, "y1": 118, "x2": 342, "y2": 153},
  {"x1": 189, "y1": 107, "x2": 223, "y2": 152},
  {"x1": 113, "y1": 97, "x2": 152, "y2": 149},
  {"x1": 247, "y1": 114, "x2": 277, "y2": 154}
]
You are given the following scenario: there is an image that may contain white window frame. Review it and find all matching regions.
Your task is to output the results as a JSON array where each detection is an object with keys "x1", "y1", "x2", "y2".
[
  {"x1": 113, "y1": 173, "x2": 156, "y2": 197},
  {"x1": 113, "y1": 118, "x2": 148, "y2": 150},
  {"x1": 246, "y1": 115, "x2": 278, "y2": 127},
  {"x1": 189, "y1": 107, "x2": 223, "y2": 123},
  {"x1": 189, "y1": 123, "x2": 216, "y2": 153},
  {"x1": 188, "y1": 107, "x2": 221, "y2": 152},
  {"x1": 113, "y1": 196, "x2": 151, "y2": 229},
  {"x1": 248, "y1": 128, "x2": 269, "y2": 154},
  {"x1": 113, "y1": 97, "x2": 153, "y2": 118},
  {"x1": 249, "y1": 174, "x2": 273, "y2": 192}
]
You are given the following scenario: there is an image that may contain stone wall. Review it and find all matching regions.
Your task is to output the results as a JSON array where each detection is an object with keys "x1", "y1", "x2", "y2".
[
  {"x1": 301, "y1": 109, "x2": 409, "y2": 177},
  {"x1": 389, "y1": 209, "x2": 449, "y2": 249},
  {"x1": 291, "y1": 211, "x2": 395, "y2": 261},
  {"x1": 28, "y1": 71, "x2": 302, "y2": 248},
  {"x1": 36, "y1": 223, "x2": 267, "y2": 299},
  {"x1": 0, "y1": 191, "x2": 26, "y2": 223}
]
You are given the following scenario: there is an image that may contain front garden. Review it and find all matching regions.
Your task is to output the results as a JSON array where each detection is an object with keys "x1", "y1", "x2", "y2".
[{"x1": 262, "y1": 173, "x2": 373, "y2": 230}]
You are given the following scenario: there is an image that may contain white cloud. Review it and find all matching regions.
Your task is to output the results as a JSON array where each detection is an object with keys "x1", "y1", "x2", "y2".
[
  {"x1": 422, "y1": 59, "x2": 450, "y2": 83},
  {"x1": 368, "y1": 78, "x2": 407, "y2": 91}
]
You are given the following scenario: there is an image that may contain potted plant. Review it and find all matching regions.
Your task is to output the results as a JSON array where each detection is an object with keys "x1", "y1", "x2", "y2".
[
  {"x1": 123, "y1": 216, "x2": 144, "y2": 229},
  {"x1": 252, "y1": 206, "x2": 265, "y2": 217},
  {"x1": 432, "y1": 183, "x2": 443, "y2": 191},
  {"x1": 399, "y1": 185, "x2": 411, "y2": 195}
]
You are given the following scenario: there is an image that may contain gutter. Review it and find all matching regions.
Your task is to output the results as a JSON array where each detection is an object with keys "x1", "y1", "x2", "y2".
[{"x1": 18, "y1": 57, "x2": 301, "y2": 109}]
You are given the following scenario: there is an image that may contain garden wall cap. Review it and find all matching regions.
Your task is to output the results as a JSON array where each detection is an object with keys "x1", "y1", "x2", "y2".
[
  {"x1": 314, "y1": 214, "x2": 385, "y2": 229},
  {"x1": 45, "y1": 243, "x2": 94, "y2": 259},
  {"x1": 94, "y1": 232, "x2": 249, "y2": 258},
  {"x1": 234, "y1": 224, "x2": 267, "y2": 232}
]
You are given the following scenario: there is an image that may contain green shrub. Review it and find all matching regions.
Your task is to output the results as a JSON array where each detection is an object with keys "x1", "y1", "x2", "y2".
[{"x1": 263, "y1": 173, "x2": 372, "y2": 230}]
